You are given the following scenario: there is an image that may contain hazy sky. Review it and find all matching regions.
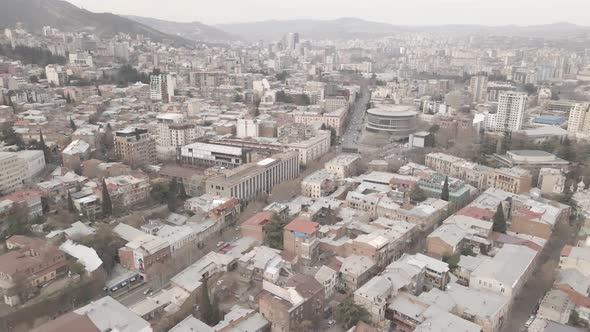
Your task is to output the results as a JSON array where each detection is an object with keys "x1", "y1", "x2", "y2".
[{"x1": 66, "y1": 0, "x2": 590, "y2": 26}]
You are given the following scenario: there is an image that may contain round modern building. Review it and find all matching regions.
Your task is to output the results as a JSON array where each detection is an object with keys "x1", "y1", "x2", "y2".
[{"x1": 366, "y1": 105, "x2": 418, "y2": 135}]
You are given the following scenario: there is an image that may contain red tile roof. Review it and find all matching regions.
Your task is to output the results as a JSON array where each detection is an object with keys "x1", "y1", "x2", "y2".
[
  {"x1": 242, "y1": 211, "x2": 274, "y2": 226},
  {"x1": 284, "y1": 217, "x2": 319, "y2": 235},
  {"x1": 456, "y1": 206, "x2": 495, "y2": 221},
  {"x1": 1, "y1": 189, "x2": 41, "y2": 203},
  {"x1": 561, "y1": 245, "x2": 573, "y2": 257}
]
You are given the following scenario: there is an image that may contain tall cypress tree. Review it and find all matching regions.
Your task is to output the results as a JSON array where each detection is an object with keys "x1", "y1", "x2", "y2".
[
  {"x1": 70, "y1": 117, "x2": 77, "y2": 131},
  {"x1": 39, "y1": 130, "x2": 50, "y2": 163},
  {"x1": 441, "y1": 176, "x2": 450, "y2": 201},
  {"x1": 493, "y1": 204, "x2": 507, "y2": 233},
  {"x1": 167, "y1": 179, "x2": 178, "y2": 212},
  {"x1": 101, "y1": 179, "x2": 113, "y2": 217},
  {"x1": 67, "y1": 191, "x2": 76, "y2": 213}
]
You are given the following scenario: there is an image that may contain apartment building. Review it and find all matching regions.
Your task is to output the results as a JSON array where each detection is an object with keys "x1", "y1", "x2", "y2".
[
  {"x1": 206, "y1": 151, "x2": 299, "y2": 203},
  {"x1": 1, "y1": 236, "x2": 68, "y2": 305},
  {"x1": 150, "y1": 73, "x2": 176, "y2": 103},
  {"x1": 293, "y1": 107, "x2": 347, "y2": 136},
  {"x1": 567, "y1": 102, "x2": 590, "y2": 135},
  {"x1": 284, "y1": 130, "x2": 331, "y2": 165},
  {"x1": 180, "y1": 142, "x2": 251, "y2": 169},
  {"x1": 0, "y1": 152, "x2": 27, "y2": 195},
  {"x1": 114, "y1": 128, "x2": 157, "y2": 168},
  {"x1": 283, "y1": 217, "x2": 320, "y2": 266},
  {"x1": 485, "y1": 91, "x2": 527, "y2": 132},
  {"x1": 301, "y1": 169, "x2": 337, "y2": 198},
  {"x1": 470, "y1": 75, "x2": 488, "y2": 104},
  {"x1": 325, "y1": 154, "x2": 361, "y2": 179}
]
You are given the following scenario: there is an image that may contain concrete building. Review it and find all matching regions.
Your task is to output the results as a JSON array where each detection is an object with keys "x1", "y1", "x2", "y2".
[
  {"x1": 301, "y1": 169, "x2": 336, "y2": 198},
  {"x1": 206, "y1": 151, "x2": 299, "y2": 203},
  {"x1": 567, "y1": 102, "x2": 590, "y2": 135},
  {"x1": 0, "y1": 152, "x2": 27, "y2": 194},
  {"x1": 180, "y1": 142, "x2": 251, "y2": 169},
  {"x1": 293, "y1": 108, "x2": 347, "y2": 136},
  {"x1": 45, "y1": 64, "x2": 67, "y2": 86},
  {"x1": 258, "y1": 275, "x2": 324, "y2": 332},
  {"x1": 62, "y1": 139, "x2": 91, "y2": 173},
  {"x1": 68, "y1": 52, "x2": 93, "y2": 67},
  {"x1": 325, "y1": 154, "x2": 361, "y2": 179},
  {"x1": 285, "y1": 131, "x2": 331, "y2": 165},
  {"x1": 366, "y1": 105, "x2": 418, "y2": 136},
  {"x1": 485, "y1": 91, "x2": 527, "y2": 132},
  {"x1": 16, "y1": 150, "x2": 46, "y2": 181},
  {"x1": 470, "y1": 75, "x2": 489, "y2": 104},
  {"x1": 114, "y1": 128, "x2": 157, "y2": 168},
  {"x1": 236, "y1": 119, "x2": 260, "y2": 138},
  {"x1": 0, "y1": 236, "x2": 67, "y2": 306},
  {"x1": 470, "y1": 244, "x2": 537, "y2": 298},
  {"x1": 283, "y1": 217, "x2": 320, "y2": 266},
  {"x1": 537, "y1": 289, "x2": 574, "y2": 324},
  {"x1": 538, "y1": 168, "x2": 566, "y2": 194},
  {"x1": 340, "y1": 255, "x2": 376, "y2": 292},
  {"x1": 30, "y1": 296, "x2": 152, "y2": 332},
  {"x1": 493, "y1": 150, "x2": 569, "y2": 176},
  {"x1": 150, "y1": 73, "x2": 176, "y2": 103},
  {"x1": 240, "y1": 211, "x2": 275, "y2": 242}
]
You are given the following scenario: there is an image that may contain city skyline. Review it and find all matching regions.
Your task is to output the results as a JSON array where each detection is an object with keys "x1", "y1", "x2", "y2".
[{"x1": 65, "y1": 0, "x2": 590, "y2": 26}]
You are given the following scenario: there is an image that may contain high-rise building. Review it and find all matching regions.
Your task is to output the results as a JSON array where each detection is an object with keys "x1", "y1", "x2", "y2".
[
  {"x1": 114, "y1": 128, "x2": 157, "y2": 168},
  {"x1": 567, "y1": 103, "x2": 590, "y2": 134},
  {"x1": 470, "y1": 75, "x2": 488, "y2": 103},
  {"x1": 150, "y1": 74, "x2": 176, "y2": 103},
  {"x1": 0, "y1": 152, "x2": 27, "y2": 195},
  {"x1": 485, "y1": 92, "x2": 527, "y2": 132}
]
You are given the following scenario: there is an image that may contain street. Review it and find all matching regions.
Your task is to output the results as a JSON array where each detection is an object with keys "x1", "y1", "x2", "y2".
[
  {"x1": 501, "y1": 218, "x2": 580, "y2": 332},
  {"x1": 342, "y1": 83, "x2": 371, "y2": 151}
]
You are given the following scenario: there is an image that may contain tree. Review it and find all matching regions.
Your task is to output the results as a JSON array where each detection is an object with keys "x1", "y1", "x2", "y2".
[
  {"x1": 167, "y1": 179, "x2": 179, "y2": 212},
  {"x1": 443, "y1": 253, "x2": 461, "y2": 269},
  {"x1": 67, "y1": 191, "x2": 76, "y2": 213},
  {"x1": 80, "y1": 226, "x2": 123, "y2": 274},
  {"x1": 441, "y1": 176, "x2": 450, "y2": 201},
  {"x1": 0, "y1": 127, "x2": 25, "y2": 149},
  {"x1": 70, "y1": 117, "x2": 77, "y2": 131},
  {"x1": 263, "y1": 215, "x2": 286, "y2": 250},
  {"x1": 151, "y1": 182, "x2": 170, "y2": 204},
  {"x1": 492, "y1": 204, "x2": 507, "y2": 233},
  {"x1": 69, "y1": 262, "x2": 85, "y2": 276},
  {"x1": 523, "y1": 83, "x2": 537, "y2": 95},
  {"x1": 178, "y1": 181, "x2": 188, "y2": 199},
  {"x1": 410, "y1": 186, "x2": 428, "y2": 203},
  {"x1": 334, "y1": 298, "x2": 370, "y2": 330},
  {"x1": 101, "y1": 179, "x2": 113, "y2": 217},
  {"x1": 557, "y1": 137, "x2": 575, "y2": 162},
  {"x1": 428, "y1": 124, "x2": 440, "y2": 134},
  {"x1": 275, "y1": 70, "x2": 289, "y2": 82},
  {"x1": 200, "y1": 280, "x2": 221, "y2": 326},
  {"x1": 39, "y1": 130, "x2": 50, "y2": 163}
]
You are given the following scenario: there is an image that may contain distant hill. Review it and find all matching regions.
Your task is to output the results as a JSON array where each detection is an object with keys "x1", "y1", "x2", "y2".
[
  {"x1": 215, "y1": 18, "x2": 590, "y2": 41},
  {"x1": 0, "y1": 0, "x2": 192, "y2": 45},
  {"x1": 125, "y1": 15, "x2": 239, "y2": 43}
]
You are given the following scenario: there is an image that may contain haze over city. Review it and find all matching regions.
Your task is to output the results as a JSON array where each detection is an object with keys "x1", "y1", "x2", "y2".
[
  {"x1": 66, "y1": 0, "x2": 590, "y2": 25},
  {"x1": 2, "y1": 0, "x2": 590, "y2": 332}
]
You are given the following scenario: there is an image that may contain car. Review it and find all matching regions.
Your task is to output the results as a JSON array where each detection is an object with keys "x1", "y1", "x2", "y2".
[
  {"x1": 217, "y1": 241, "x2": 226, "y2": 247},
  {"x1": 143, "y1": 288, "x2": 152, "y2": 295}
]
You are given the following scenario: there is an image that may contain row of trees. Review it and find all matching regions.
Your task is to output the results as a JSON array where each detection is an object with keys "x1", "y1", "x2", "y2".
[
  {"x1": 275, "y1": 90, "x2": 311, "y2": 106},
  {"x1": 0, "y1": 44, "x2": 66, "y2": 66}
]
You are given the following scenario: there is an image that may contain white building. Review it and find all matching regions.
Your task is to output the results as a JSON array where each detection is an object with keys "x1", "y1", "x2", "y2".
[
  {"x1": 285, "y1": 131, "x2": 331, "y2": 165},
  {"x1": 470, "y1": 244, "x2": 537, "y2": 298},
  {"x1": 68, "y1": 52, "x2": 94, "y2": 67},
  {"x1": 150, "y1": 74, "x2": 176, "y2": 103},
  {"x1": 236, "y1": 119, "x2": 260, "y2": 138},
  {"x1": 45, "y1": 64, "x2": 67, "y2": 86},
  {"x1": 16, "y1": 150, "x2": 46, "y2": 180},
  {"x1": 485, "y1": 92, "x2": 528, "y2": 132},
  {"x1": 470, "y1": 75, "x2": 489, "y2": 104},
  {"x1": 0, "y1": 152, "x2": 27, "y2": 195},
  {"x1": 567, "y1": 102, "x2": 590, "y2": 135},
  {"x1": 325, "y1": 154, "x2": 361, "y2": 179}
]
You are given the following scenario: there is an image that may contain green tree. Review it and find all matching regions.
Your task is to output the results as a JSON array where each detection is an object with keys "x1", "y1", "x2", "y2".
[
  {"x1": 557, "y1": 137, "x2": 575, "y2": 162},
  {"x1": 39, "y1": 130, "x2": 50, "y2": 163},
  {"x1": 492, "y1": 204, "x2": 507, "y2": 233},
  {"x1": 67, "y1": 191, "x2": 76, "y2": 213},
  {"x1": 70, "y1": 117, "x2": 77, "y2": 131},
  {"x1": 200, "y1": 280, "x2": 221, "y2": 325},
  {"x1": 428, "y1": 124, "x2": 440, "y2": 133},
  {"x1": 167, "y1": 179, "x2": 179, "y2": 212},
  {"x1": 334, "y1": 298, "x2": 370, "y2": 330},
  {"x1": 263, "y1": 215, "x2": 286, "y2": 250},
  {"x1": 443, "y1": 253, "x2": 461, "y2": 269},
  {"x1": 0, "y1": 127, "x2": 25, "y2": 149},
  {"x1": 275, "y1": 70, "x2": 289, "y2": 82},
  {"x1": 80, "y1": 226, "x2": 123, "y2": 274},
  {"x1": 101, "y1": 179, "x2": 113, "y2": 217},
  {"x1": 151, "y1": 182, "x2": 170, "y2": 204},
  {"x1": 410, "y1": 186, "x2": 428, "y2": 203},
  {"x1": 441, "y1": 176, "x2": 450, "y2": 201}
]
